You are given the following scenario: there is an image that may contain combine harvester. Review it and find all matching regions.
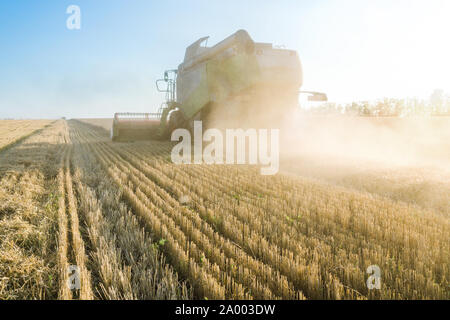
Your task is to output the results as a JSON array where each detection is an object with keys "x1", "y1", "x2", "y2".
[{"x1": 111, "y1": 30, "x2": 326, "y2": 141}]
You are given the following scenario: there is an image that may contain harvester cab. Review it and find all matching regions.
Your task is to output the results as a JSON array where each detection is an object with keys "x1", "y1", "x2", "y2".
[
  {"x1": 111, "y1": 29, "x2": 327, "y2": 141},
  {"x1": 156, "y1": 69, "x2": 177, "y2": 103}
]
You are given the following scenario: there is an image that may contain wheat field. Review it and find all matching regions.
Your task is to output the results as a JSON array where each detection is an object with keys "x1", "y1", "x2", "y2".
[
  {"x1": 0, "y1": 120, "x2": 53, "y2": 152},
  {"x1": 0, "y1": 119, "x2": 448, "y2": 300}
]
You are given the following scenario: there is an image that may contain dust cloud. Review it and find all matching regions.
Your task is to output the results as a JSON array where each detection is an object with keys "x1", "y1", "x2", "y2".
[
  {"x1": 204, "y1": 88, "x2": 450, "y2": 172},
  {"x1": 204, "y1": 97, "x2": 450, "y2": 214},
  {"x1": 279, "y1": 112, "x2": 450, "y2": 171},
  {"x1": 278, "y1": 112, "x2": 450, "y2": 215}
]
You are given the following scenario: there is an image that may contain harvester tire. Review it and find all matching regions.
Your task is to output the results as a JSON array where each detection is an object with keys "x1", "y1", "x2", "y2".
[{"x1": 167, "y1": 110, "x2": 185, "y2": 135}]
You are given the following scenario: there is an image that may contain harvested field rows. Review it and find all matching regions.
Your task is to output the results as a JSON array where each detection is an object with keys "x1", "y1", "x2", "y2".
[
  {"x1": 72, "y1": 119, "x2": 449, "y2": 300},
  {"x1": 0, "y1": 118, "x2": 448, "y2": 299},
  {"x1": 0, "y1": 120, "x2": 190, "y2": 300}
]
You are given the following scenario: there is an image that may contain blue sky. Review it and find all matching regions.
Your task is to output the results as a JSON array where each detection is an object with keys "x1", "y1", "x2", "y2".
[{"x1": 0, "y1": 0, "x2": 449, "y2": 118}]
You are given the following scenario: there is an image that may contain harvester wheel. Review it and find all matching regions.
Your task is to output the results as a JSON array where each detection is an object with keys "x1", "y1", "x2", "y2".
[{"x1": 167, "y1": 110, "x2": 185, "y2": 136}]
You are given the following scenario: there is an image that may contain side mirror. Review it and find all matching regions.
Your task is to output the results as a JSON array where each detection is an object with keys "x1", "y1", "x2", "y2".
[{"x1": 156, "y1": 79, "x2": 169, "y2": 92}]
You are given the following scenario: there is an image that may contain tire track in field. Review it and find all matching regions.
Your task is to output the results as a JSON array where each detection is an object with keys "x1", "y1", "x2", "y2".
[
  {"x1": 56, "y1": 121, "x2": 93, "y2": 300},
  {"x1": 56, "y1": 146, "x2": 71, "y2": 300}
]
